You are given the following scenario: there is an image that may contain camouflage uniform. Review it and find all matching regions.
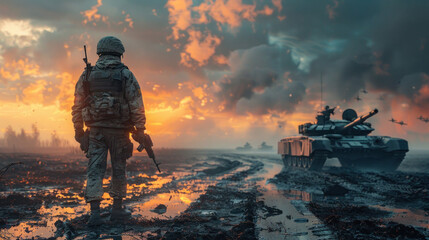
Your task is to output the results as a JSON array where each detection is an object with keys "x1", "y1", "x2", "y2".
[{"x1": 72, "y1": 38, "x2": 145, "y2": 204}]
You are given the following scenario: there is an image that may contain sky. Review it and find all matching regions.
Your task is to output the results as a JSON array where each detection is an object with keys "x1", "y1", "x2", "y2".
[{"x1": 0, "y1": 0, "x2": 428, "y2": 149}]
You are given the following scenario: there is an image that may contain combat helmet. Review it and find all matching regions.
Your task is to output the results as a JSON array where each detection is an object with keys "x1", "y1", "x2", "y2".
[{"x1": 96, "y1": 36, "x2": 125, "y2": 56}]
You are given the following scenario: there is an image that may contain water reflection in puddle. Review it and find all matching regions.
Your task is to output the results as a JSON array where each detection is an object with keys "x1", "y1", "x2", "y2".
[
  {"x1": 0, "y1": 160, "x2": 221, "y2": 238},
  {"x1": 3, "y1": 204, "x2": 89, "y2": 239},
  {"x1": 250, "y1": 157, "x2": 333, "y2": 240},
  {"x1": 372, "y1": 205, "x2": 429, "y2": 229}
]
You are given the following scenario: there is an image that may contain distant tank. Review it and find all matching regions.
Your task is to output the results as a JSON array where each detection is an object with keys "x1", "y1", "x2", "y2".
[
  {"x1": 236, "y1": 142, "x2": 253, "y2": 151},
  {"x1": 278, "y1": 107, "x2": 408, "y2": 171}
]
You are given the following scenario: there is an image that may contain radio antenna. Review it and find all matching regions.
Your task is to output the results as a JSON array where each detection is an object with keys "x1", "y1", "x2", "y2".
[{"x1": 320, "y1": 72, "x2": 323, "y2": 110}]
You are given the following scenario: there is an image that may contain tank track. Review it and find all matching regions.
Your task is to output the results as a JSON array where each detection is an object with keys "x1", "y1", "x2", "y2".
[
  {"x1": 338, "y1": 150, "x2": 406, "y2": 171},
  {"x1": 282, "y1": 151, "x2": 328, "y2": 171}
]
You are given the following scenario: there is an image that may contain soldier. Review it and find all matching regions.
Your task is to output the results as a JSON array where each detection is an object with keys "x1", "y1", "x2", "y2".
[
  {"x1": 71, "y1": 36, "x2": 146, "y2": 226},
  {"x1": 320, "y1": 105, "x2": 335, "y2": 121}
]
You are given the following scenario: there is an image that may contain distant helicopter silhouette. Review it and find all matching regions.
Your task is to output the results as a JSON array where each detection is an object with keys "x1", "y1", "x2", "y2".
[
  {"x1": 389, "y1": 118, "x2": 407, "y2": 126},
  {"x1": 396, "y1": 121, "x2": 407, "y2": 126},
  {"x1": 361, "y1": 89, "x2": 368, "y2": 94},
  {"x1": 356, "y1": 94, "x2": 362, "y2": 101},
  {"x1": 417, "y1": 116, "x2": 429, "y2": 123}
]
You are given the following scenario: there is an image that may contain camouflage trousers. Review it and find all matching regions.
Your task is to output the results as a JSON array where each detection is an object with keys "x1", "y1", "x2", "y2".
[{"x1": 85, "y1": 127, "x2": 133, "y2": 202}]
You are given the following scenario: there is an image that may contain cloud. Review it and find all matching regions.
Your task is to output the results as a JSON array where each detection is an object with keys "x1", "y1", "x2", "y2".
[
  {"x1": 21, "y1": 79, "x2": 47, "y2": 104},
  {"x1": 0, "y1": 58, "x2": 41, "y2": 82},
  {"x1": 165, "y1": 0, "x2": 193, "y2": 40},
  {"x1": 193, "y1": 0, "x2": 274, "y2": 28},
  {"x1": 81, "y1": 0, "x2": 108, "y2": 26},
  {"x1": 0, "y1": 19, "x2": 55, "y2": 47},
  {"x1": 165, "y1": 0, "x2": 277, "y2": 67},
  {"x1": 215, "y1": 44, "x2": 303, "y2": 115},
  {"x1": 180, "y1": 29, "x2": 221, "y2": 67},
  {"x1": 1, "y1": 0, "x2": 429, "y2": 147},
  {"x1": 56, "y1": 72, "x2": 76, "y2": 111},
  {"x1": 326, "y1": 0, "x2": 339, "y2": 20}
]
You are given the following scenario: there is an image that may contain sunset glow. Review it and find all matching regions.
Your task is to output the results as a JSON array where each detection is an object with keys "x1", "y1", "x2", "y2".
[{"x1": 1, "y1": 0, "x2": 429, "y2": 149}]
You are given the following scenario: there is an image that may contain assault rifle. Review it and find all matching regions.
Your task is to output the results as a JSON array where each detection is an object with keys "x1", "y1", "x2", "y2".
[
  {"x1": 80, "y1": 45, "x2": 92, "y2": 153},
  {"x1": 82, "y1": 45, "x2": 92, "y2": 97},
  {"x1": 132, "y1": 130, "x2": 161, "y2": 173}
]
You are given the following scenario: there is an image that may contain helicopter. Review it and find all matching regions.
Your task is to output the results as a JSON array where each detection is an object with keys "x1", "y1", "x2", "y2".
[
  {"x1": 395, "y1": 121, "x2": 407, "y2": 126},
  {"x1": 389, "y1": 118, "x2": 396, "y2": 123},
  {"x1": 417, "y1": 116, "x2": 429, "y2": 123},
  {"x1": 356, "y1": 94, "x2": 362, "y2": 101}
]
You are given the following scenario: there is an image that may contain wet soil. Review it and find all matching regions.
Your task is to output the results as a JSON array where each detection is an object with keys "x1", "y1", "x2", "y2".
[
  {"x1": 270, "y1": 155, "x2": 429, "y2": 239},
  {"x1": 0, "y1": 150, "x2": 428, "y2": 239}
]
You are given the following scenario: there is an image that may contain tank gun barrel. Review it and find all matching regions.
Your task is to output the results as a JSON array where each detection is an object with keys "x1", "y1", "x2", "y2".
[{"x1": 342, "y1": 108, "x2": 378, "y2": 131}]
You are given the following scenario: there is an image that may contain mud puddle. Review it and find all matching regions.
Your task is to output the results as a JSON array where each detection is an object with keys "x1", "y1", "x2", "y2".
[{"x1": 247, "y1": 156, "x2": 334, "y2": 240}]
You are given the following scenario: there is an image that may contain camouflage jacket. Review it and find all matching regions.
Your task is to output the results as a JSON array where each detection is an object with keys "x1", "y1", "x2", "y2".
[{"x1": 71, "y1": 55, "x2": 146, "y2": 130}]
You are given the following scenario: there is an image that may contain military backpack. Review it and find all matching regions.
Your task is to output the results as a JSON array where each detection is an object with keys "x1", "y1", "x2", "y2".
[{"x1": 81, "y1": 65, "x2": 130, "y2": 123}]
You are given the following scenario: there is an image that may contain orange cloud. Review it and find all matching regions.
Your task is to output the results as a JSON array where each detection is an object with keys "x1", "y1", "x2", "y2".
[
  {"x1": 272, "y1": 0, "x2": 282, "y2": 12},
  {"x1": 326, "y1": 0, "x2": 339, "y2": 20},
  {"x1": 213, "y1": 54, "x2": 228, "y2": 65},
  {"x1": 194, "y1": 0, "x2": 273, "y2": 28},
  {"x1": 271, "y1": 0, "x2": 286, "y2": 21},
  {"x1": 0, "y1": 58, "x2": 41, "y2": 82},
  {"x1": 56, "y1": 72, "x2": 76, "y2": 111},
  {"x1": 22, "y1": 80, "x2": 47, "y2": 104},
  {"x1": 124, "y1": 13, "x2": 134, "y2": 28},
  {"x1": 81, "y1": 0, "x2": 109, "y2": 26},
  {"x1": 180, "y1": 29, "x2": 221, "y2": 67},
  {"x1": 0, "y1": 68, "x2": 20, "y2": 82},
  {"x1": 165, "y1": 0, "x2": 193, "y2": 40},
  {"x1": 417, "y1": 84, "x2": 429, "y2": 102},
  {"x1": 121, "y1": 10, "x2": 134, "y2": 32},
  {"x1": 166, "y1": 0, "x2": 276, "y2": 67}
]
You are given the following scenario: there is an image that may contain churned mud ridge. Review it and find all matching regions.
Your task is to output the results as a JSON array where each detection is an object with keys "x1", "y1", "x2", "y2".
[
  {"x1": 309, "y1": 202, "x2": 427, "y2": 240},
  {"x1": 200, "y1": 156, "x2": 242, "y2": 176},
  {"x1": 0, "y1": 153, "x2": 87, "y2": 190},
  {"x1": 270, "y1": 167, "x2": 429, "y2": 211},
  {"x1": 222, "y1": 156, "x2": 264, "y2": 182},
  {"x1": 0, "y1": 194, "x2": 43, "y2": 229}
]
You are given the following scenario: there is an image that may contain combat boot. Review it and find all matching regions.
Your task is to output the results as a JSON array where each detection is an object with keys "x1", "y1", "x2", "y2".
[
  {"x1": 87, "y1": 209, "x2": 103, "y2": 226},
  {"x1": 87, "y1": 200, "x2": 103, "y2": 227},
  {"x1": 110, "y1": 207, "x2": 131, "y2": 221},
  {"x1": 110, "y1": 198, "x2": 131, "y2": 222}
]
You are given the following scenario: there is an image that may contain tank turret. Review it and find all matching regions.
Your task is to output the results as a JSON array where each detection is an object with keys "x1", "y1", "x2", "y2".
[
  {"x1": 279, "y1": 106, "x2": 408, "y2": 171},
  {"x1": 299, "y1": 108, "x2": 379, "y2": 136},
  {"x1": 341, "y1": 109, "x2": 378, "y2": 133}
]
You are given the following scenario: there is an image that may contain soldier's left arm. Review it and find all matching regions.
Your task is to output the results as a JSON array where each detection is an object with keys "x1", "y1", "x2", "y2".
[
  {"x1": 71, "y1": 73, "x2": 86, "y2": 131},
  {"x1": 124, "y1": 69, "x2": 146, "y2": 130}
]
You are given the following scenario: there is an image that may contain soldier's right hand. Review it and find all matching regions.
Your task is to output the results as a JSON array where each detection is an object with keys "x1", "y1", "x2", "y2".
[{"x1": 132, "y1": 128, "x2": 145, "y2": 143}]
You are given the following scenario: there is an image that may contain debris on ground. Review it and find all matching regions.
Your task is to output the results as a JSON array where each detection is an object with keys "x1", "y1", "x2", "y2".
[{"x1": 150, "y1": 204, "x2": 167, "y2": 214}]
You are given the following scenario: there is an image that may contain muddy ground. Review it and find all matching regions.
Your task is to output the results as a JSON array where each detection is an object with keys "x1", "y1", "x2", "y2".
[{"x1": 0, "y1": 150, "x2": 428, "y2": 239}]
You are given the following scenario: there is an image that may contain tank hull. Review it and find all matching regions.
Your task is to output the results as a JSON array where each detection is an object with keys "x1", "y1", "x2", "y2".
[{"x1": 278, "y1": 135, "x2": 408, "y2": 171}]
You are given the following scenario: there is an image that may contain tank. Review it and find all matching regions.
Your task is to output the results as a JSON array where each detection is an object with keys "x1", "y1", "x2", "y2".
[{"x1": 278, "y1": 107, "x2": 409, "y2": 171}]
